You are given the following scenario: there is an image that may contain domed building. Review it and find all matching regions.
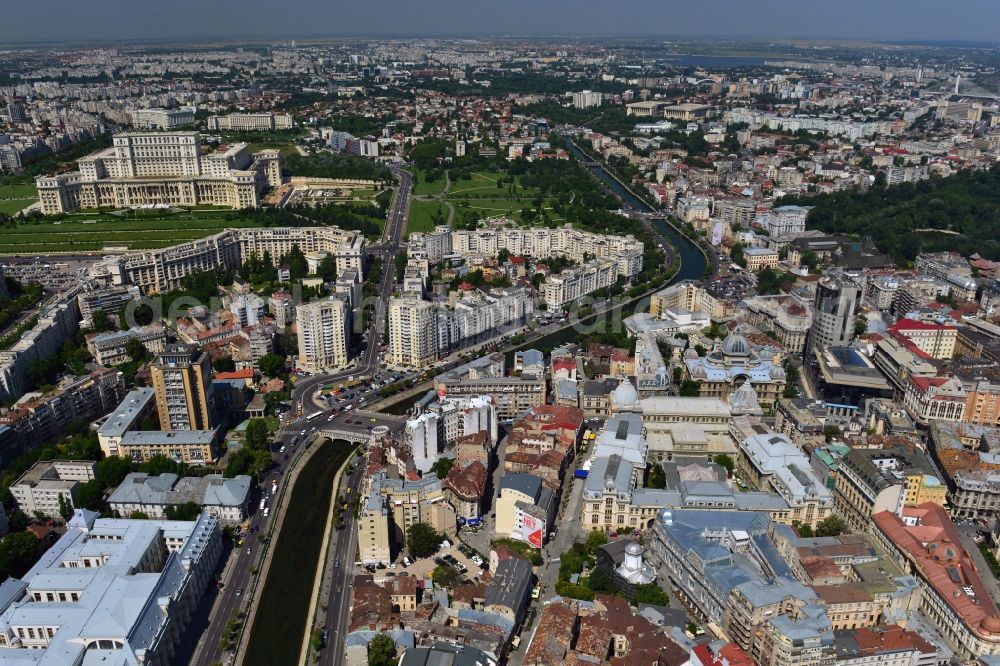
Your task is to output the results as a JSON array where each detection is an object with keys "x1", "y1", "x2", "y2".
[
  {"x1": 610, "y1": 378, "x2": 642, "y2": 414},
  {"x1": 683, "y1": 328, "x2": 786, "y2": 410}
]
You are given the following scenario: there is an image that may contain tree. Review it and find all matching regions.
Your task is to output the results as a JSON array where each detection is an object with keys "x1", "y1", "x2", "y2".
[
  {"x1": 124, "y1": 337, "x2": 148, "y2": 363},
  {"x1": 816, "y1": 515, "x2": 847, "y2": 537},
  {"x1": 213, "y1": 356, "x2": 236, "y2": 373},
  {"x1": 165, "y1": 502, "x2": 202, "y2": 521},
  {"x1": 258, "y1": 353, "x2": 285, "y2": 378},
  {"x1": 431, "y1": 564, "x2": 462, "y2": 587},
  {"x1": 714, "y1": 454, "x2": 735, "y2": 478},
  {"x1": 317, "y1": 253, "x2": 337, "y2": 282},
  {"x1": 129, "y1": 511, "x2": 150, "y2": 519},
  {"x1": 584, "y1": 529, "x2": 608, "y2": 556},
  {"x1": 587, "y1": 565, "x2": 609, "y2": 592},
  {"x1": 368, "y1": 633, "x2": 396, "y2": 666},
  {"x1": 0, "y1": 532, "x2": 46, "y2": 579},
  {"x1": 672, "y1": 366, "x2": 683, "y2": 386},
  {"x1": 801, "y1": 251, "x2": 819, "y2": 272},
  {"x1": 90, "y1": 309, "x2": 112, "y2": 332},
  {"x1": 97, "y1": 456, "x2": 135, "y2": 488},
  {"x1": 140, "y1": 455, "x2": 180, "y2": 476},
  {"x1": 244, "y1": 418, "x2": 270, "y2": 451},
  {"x1": 429, "y1": 457, "x2": 454, "y2": 479},
  {"x1": 310, "y1": 628, "x2": 323, "y2": 653},
  {"x1": 643, "y1": 455, "x2": 667, "y2": 487},
  {"x1": 632, "y1": 583, "x2": 669, "y2": 607},
  {"x1": 283, "y1": 244, "x2": 308, "y2": 280},
  {"x1": 730, "y1": 242, "x2": 746, "y2": 268},
  {"x1": 74, "y1": 480, "x2": 105, "y2": 512},
  {"x1": 855, "y1": 314, "x2": 869, "y2": 336},
  {"x1": 406, "y1": 523, "x2": 442, "y2": 558},
  {"x1": 58, "y1": 494, "x2": 71, "y2": 521},
  {"x1": 679, "y1": 379, "x2": 701, "y2": 397}
]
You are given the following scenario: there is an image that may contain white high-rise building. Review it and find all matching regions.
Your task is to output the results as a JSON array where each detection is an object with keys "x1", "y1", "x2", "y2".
[
  {"x1": 389, "y1": 297, "x2": 439, "y2": 368},
  {"x1": 572, "y1": 90, "x2": 603, "y2": 109},
  {"x1": 296, "y1": 296, "x2": 350, "y2": 371},
  {"x1": 405, "y1": 412, "x2": 440, "y2": 474},
  {"x1": 388, "y1": 288, "x2": 533, "y2": 369}
]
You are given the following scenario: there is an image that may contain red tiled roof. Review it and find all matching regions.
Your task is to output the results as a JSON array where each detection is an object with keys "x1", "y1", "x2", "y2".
[
  {"x1": 909, "y1": 375, "x2": 950, "y2": 392},
  {"x1": 215, "y1": 368, "x2": 255, "y2": 380},
  {"x1": 873, "y1": 504, "x2": 1000, "y2": 641}
]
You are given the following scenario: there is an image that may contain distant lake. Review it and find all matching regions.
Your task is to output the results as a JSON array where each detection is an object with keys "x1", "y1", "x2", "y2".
[{"x1": 657, "y1": 54, "x2": 771, "y2": 67}]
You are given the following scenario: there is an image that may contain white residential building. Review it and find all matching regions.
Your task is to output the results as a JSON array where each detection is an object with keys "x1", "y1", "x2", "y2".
[
  {"x1": 296, "y1": 295, "x2": 350, "y2": 371},
  {"x1": 389, "y1": 296, "x2": 439, "y2": 368},
  {"x1": 572, "y1": 90, "x2": 603, "y2": 109},
  {"x1": 10, "y1": 461, "x2": 97, "y2": 519}
]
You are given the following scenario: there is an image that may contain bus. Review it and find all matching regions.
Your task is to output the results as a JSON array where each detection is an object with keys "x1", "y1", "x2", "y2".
[{"x1": 306, "y1": 411, "x2": 323, "y2": 422}]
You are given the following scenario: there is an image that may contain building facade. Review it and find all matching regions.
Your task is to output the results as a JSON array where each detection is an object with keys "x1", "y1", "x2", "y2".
[
  {"x1": 296, "y1": 296, "x2": 350, "y2": 371},
  {"x1": 36, "y1": 132, "x2": 281, "y2": 214},
  {"x1": 149, "y1": 344, "x2": 214, "y2": 431}
]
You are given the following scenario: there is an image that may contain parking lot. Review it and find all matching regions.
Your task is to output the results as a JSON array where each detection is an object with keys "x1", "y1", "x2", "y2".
[{"x1": 370, "y1": 544, "x2": 488, "y2": 584}]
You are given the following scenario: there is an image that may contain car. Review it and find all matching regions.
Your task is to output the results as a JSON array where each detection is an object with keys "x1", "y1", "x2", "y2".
[
  {"x1": 246, "y1": 547, "x2": 252, "y2": 555},
  {"x1": 236, "y1": 588, "x2": 243, "y2": 597}
]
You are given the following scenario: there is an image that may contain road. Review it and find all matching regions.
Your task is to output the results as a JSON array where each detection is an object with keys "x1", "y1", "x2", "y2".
[
  {"x1": 188, "y1": 167, "x2": 412, "y2": 666},
  {"x1": 186, "y1": 432, "x2": 302, "y2": 666},
  {"x1": 286, "y1": 166, "x2": 412, "y2": 420},
  {"x1": 312, "y1": 166, "x2": 410, "y2": 663},
  {"x1": 317, "y1": 463, "x2": 365, "y2": 665}
]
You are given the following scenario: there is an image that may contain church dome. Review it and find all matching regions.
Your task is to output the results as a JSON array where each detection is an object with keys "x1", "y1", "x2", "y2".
[
  {"x1": 729, "y1": 382, "x2": 763, "y2": 416},
  {"x1": 683, "y1": 348, "x2": 699, "y2": 360},
  {"x1": 611, "y1": 379, "x2": 640, "y2": 410},
  {"x1": 721, "y1": 330, "x2": 751, "y2": 357}
]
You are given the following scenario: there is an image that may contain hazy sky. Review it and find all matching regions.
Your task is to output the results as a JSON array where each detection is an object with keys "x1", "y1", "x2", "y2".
[{"x1": 4, "y1": 0, "x2": 999, "y2": 43}]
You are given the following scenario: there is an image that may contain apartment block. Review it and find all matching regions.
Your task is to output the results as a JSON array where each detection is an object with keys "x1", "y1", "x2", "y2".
[
  {"x1": 0, "y1": 369, "x2": 125, "y2": 458},
  {"x1": 150, "y1": 344, "x2": 214, "y2": 431},
  {"x1": 105, "y1": 226, "x2": 359, "y2": 293},
  {"x1": 10, "y1": 460, "x2": 97, "y2": 519},
  {"x1": 130, "y1": 107, "x2": 195, "y2": 130},
  {"x1": 296, "y1": 295, "x2": 350, "y2": 371},
  {"x1": 84, "y1": 324, "x2": 167, "y2": 367}
]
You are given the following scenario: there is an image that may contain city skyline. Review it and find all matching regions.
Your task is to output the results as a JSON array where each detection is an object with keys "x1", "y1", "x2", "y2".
[{"x1": 3, "y1": 0, "x2": 1000, "y2": 44}]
